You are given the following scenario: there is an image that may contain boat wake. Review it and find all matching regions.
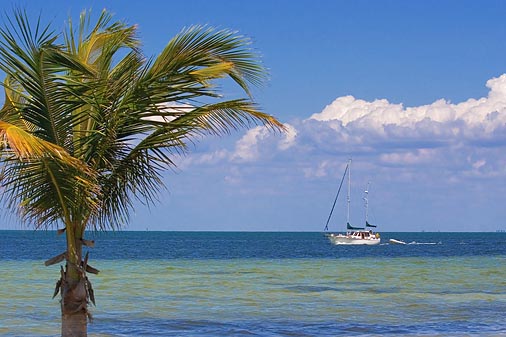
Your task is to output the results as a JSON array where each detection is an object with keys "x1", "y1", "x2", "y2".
[
  {"x1": 407, "y1": 241, "x2": 442, "y2": 245},
  {"x1": 387, "y1": 239, "x2": 442, "y2": 245}
]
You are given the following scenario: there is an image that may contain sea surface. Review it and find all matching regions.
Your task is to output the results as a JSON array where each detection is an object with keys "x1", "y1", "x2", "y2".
[{"x1": 0, "y1": 231, "x2": 505, "y2": 336}]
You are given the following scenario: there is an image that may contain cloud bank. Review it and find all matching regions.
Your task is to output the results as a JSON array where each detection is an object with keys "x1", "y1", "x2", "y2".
[
  {"x1": 310, "y1": 74, "x2": 506, "y2": 148},
  {"x1": 184, "y1": 74, "x2": 506, "y2": 183}
]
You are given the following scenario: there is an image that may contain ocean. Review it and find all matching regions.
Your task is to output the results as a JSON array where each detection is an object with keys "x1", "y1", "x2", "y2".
[{"x1": 0, "y1": 231, "x2": 505, "y2": 336}]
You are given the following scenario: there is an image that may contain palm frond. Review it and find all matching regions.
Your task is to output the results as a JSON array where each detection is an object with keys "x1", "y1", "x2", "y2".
[
  {"x1": 0, "y1": 10, "x2": 100, "y2": 231},
  {"x1": 145, "y1": 25, "x2": 267, "y2": 100},
  {"x1": 1, "y1": 158, "x2": 100, "y2": 229}
]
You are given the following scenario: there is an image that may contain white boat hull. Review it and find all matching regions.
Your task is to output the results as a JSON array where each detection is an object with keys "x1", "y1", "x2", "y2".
[{"x1": 327, "y1": 232, "x2": 381, "y2": 245}]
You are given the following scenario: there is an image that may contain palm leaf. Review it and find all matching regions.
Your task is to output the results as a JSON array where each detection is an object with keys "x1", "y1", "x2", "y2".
[{"x1": 0, "y1": 10, "x2": 100, "y2": 230}]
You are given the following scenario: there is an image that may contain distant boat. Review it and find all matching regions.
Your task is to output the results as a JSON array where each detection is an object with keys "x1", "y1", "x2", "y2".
[{"x1": 324, "y1": 159, "x2": 381, "y2": 245}]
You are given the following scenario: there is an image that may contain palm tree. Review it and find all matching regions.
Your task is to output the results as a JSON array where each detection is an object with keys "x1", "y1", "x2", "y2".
[{"x1": 0, "y1": 9, "x2": 283, "y2": 337}]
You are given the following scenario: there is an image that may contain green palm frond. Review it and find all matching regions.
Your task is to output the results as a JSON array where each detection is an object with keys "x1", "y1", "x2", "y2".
[
  {"x1": 144, "y1": 25, "x2": 266, "y2": 101},
  {"x1": 0, "y1": 10, "x2": 99, "y2": 230},
  {"x1": 65, "y1": 9, "x2": 139, "y2": 77},
  {"x1": 1, "y1": 158, "x2": 100, "y2": 228}
]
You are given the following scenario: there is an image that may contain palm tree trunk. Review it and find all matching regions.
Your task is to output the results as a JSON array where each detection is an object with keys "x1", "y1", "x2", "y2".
[
  {"x1": 61, "y1": 307, "x2": 87, "y2": 337},
  {"x1": 60, "y1": 267, "x2": 88, "y2": 337},
  {"x1": 60, "y1": 226, "x2": 89, "y2": 337}
]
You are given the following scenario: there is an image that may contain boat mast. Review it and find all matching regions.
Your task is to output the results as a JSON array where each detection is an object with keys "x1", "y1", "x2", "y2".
[
  {"x1": 323, "y1": 160, "x2": 349, "y2": 232},
  {"x1": 347, "y1": 159, "x2": 351, "y2": 225},
  {"x1": 364, "y1": 182, "x2": 370, "y2": 226}
]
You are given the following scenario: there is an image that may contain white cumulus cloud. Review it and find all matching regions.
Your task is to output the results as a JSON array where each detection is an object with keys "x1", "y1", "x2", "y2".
[
  {"x1": 309, "y1": 74, "x2": 506, "y2": 148},
  {"x1": 230, "y1": 124, "x2": 297, "y2": 162},
  {"x1": 230, "y1": 126, "x2": 270, "y2": 162},
  {"x1": 277, "y1": 124, "x2": 297, "y2": 151}
]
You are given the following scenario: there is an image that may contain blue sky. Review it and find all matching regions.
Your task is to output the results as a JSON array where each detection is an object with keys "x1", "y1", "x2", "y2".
[{"x1": 2, "y1": 0, "x2": 506, "y2": 231}]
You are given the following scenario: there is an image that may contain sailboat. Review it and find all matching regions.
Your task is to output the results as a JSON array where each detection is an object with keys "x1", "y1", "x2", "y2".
[{"x1": 324, "y1": 159, "x2": 381, "y2": 245}]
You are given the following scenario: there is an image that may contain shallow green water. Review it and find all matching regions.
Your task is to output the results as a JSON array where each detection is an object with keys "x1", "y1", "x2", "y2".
[{"x1": 1, "y1": 256, "x2": 505, "y2": 336}]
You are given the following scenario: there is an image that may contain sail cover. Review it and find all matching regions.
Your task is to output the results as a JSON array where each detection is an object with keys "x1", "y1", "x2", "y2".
[
  {"x1": 347, "y1": 222, "x2": 365, "y2": 230},
  {"x1": 366, "y1": 221, "x2": 377, "y2": 228}
]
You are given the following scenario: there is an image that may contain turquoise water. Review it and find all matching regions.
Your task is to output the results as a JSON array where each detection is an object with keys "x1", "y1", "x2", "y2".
[{"x1": 1, "y1": 231, "x2": 506, "y2": 336}]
